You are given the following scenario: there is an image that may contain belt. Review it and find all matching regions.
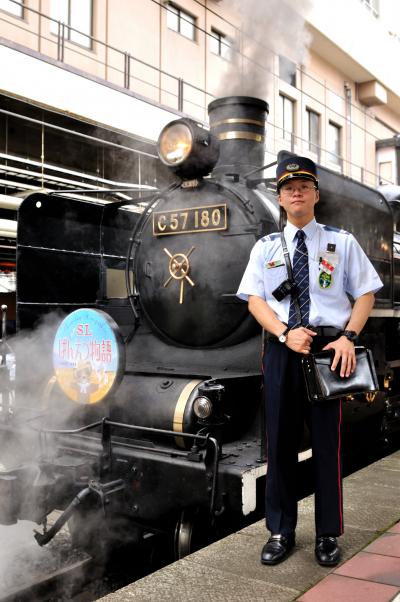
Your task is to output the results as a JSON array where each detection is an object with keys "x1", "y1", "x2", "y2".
[
  {"x1": 266, "y1": 326, "x2": 341, "y2": 342},
  {"x1": 310, "y1": 326, "x2": 342, "y2": 337}
]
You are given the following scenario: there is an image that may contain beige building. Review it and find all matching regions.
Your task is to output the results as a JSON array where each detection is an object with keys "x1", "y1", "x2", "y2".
[{"x1": 0, "y1": 0, "x2": 399, "y2": 191}]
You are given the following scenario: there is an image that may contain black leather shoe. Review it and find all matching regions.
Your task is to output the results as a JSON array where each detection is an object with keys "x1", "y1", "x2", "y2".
[
  {"x1": 315, "y1": 536, "x2": 341, "y2": 566},
  {"x1": 261, "y1": 534, "x2": 295, "y2": 565}
]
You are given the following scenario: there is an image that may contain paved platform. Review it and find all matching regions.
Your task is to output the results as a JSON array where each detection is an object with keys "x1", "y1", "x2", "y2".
[{"x1": 99, "y1": 450, "x2": 400, "y2": 602}]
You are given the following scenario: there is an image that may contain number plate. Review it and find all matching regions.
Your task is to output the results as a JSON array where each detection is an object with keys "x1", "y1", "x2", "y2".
[{"x1": 153, "y1": 204, "x2": 227, "y2": 236}]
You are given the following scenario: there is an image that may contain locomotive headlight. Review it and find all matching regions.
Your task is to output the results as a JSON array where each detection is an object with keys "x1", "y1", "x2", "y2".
[
  {"x1": 158, "y1": 122, "x2": 193, "y2": 165},
  {"x1": 193, "y1": 396, "x2": 213, "y2": 420},
  {"x1": 157, "y1": 118, "x2": 219, "y2": 179}
]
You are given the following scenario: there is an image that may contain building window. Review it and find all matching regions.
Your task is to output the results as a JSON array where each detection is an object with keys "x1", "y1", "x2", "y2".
[
  {"x1": 50, "y1": 0, "x2": 93, "y2": 49},
  {"x1": 279, "y1": 55, "x2": 296, "y2": 87},
  {"x1": 360, "y1": 0, "x2": 379, "y2": 18},
  {"x1": 327, "y1": 121, "x2": 341, "y2": 164},
  {"x1": 0, "y1": 0, "x2": 23, "y2": 17},
  {"x1": 210, "y1": 28, "x2": 230, "y2": 59},
  {"x1": 306, "y1": 109, "x2": 320, "y2": 154},
  {"x1": 166, "y1": 3, "x2": 196, "y2": 41},
  {"x1": 280, "y1": 94, "x2": 295, "y2": 143},
  {"x1": 379, "y1": 161, "x2": 393, "y2": 184}
]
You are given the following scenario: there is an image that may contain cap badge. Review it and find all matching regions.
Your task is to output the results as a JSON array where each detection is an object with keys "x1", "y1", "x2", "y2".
[{"x1": 286, "y1": 163, "x2": 299, "y2": 171}]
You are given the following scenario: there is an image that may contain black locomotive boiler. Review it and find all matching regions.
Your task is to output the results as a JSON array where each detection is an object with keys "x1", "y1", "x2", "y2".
[{"x1": 0, "y1": 96, "x2": 399, "y2": 559}]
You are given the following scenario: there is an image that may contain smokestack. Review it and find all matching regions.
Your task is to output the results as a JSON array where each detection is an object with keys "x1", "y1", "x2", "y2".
[{"x1": 208, "y1": 96, "x2": 269, "y2": 176}]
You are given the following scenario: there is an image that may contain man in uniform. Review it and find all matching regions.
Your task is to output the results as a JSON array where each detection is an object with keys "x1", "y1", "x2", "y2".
[{"x1": 237, "y1": 156, "x2": 382, "y2": 567}]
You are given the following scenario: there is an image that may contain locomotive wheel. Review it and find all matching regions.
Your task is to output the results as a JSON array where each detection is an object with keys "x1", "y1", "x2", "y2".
[{"x1": 174, "y1": 508, "x2": 213, "y2": 559}]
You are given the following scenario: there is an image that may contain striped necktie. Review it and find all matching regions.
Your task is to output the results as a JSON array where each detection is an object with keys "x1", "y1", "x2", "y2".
[{"x1": 288, "y1": 230, "x2": 310, "y2": 328}]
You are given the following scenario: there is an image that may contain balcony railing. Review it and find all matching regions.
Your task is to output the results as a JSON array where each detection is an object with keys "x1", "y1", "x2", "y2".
[
  {"x1": 0, "y1": 0, "x2": 395, "y2": 188},
  {"x1": 0, "y1": 0, "x2": 211, "y2": 120}
]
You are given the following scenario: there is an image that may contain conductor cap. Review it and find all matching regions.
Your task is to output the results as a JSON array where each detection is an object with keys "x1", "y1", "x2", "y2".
[{"x1": 276, "y1": 156, "x2": 318, "y2": 190}]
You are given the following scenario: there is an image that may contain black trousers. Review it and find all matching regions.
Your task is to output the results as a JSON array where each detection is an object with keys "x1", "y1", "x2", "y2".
[{"x1": 263, "y1": 337, "x2": 343, "y2": 538}]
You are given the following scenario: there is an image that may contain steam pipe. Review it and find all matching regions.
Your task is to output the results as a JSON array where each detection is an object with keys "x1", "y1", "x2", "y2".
[{"x1": 34, "y1": 486, "x2": 91, "y2": 546}]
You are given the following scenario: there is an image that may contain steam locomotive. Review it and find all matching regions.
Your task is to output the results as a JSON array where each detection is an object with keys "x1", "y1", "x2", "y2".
[{"x1": 0, "y1": 96, "x2": 399, "y2": 559}]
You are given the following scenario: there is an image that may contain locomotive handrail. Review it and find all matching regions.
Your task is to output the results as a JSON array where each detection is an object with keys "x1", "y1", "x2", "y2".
[
  {"x1": 102, "y1": 419, "x2": 210, "y2": 441},
  {"x1": 243, "y1": 159, "x2": 277, "y2": 180},
  {"x1": 49, "y1": 187, "x2": 158, "y2": 198},
  {"x1": 27, "y1": 416, "x2": 222, "y2": 515},
  {"x1": 100, "y1": 419, "x2": 221, "y2": 516},
  {"x1": 28, "y1": 418, "x2": 104, "y2": 434},
  {"x1": 27, "y1": 416, "x2": 208, "y2": 440}
]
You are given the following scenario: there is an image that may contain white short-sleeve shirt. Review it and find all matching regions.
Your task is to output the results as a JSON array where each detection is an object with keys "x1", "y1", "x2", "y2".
[{"x1": 236, "y1": 218, "x2": 383, "y2": 330}]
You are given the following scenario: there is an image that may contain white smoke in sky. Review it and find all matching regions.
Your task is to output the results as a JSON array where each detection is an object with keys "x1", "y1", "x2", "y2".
[{"x1": 216, "y1": 0, "x2": 313, "y2": 100}]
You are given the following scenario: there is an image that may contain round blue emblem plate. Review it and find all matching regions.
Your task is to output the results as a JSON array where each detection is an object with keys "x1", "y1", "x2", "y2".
[{"x1": 53, "y1": 308, "x2": 125, "y2": 404}]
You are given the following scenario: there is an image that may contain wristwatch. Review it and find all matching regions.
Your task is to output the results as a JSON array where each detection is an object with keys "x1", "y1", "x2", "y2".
[
  {"x1": 278, "y1": 326, "x2": 290, "y2": 343},
  {"x1": 341, "y1": 330, "x2": 357, "y2": 342}
]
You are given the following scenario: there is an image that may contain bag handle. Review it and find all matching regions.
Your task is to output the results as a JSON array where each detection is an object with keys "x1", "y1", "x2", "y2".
[{"x1": 280, "y1": 232, "x2": 303, "y2": 328}]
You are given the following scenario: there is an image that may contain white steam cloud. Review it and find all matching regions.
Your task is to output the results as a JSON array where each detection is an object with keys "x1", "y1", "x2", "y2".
[
  {"x1": 0, "y1": 312, "x2": 96, "y2": 595},
  {"x1": 217, "y1": 0, "x2": 313, "y2": 100},
  {"x1": 0, "y1": 519, "x2": 86, "y2": 596}
]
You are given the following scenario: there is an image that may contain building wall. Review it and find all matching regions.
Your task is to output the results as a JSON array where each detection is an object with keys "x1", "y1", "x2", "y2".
[{"x1": 0, "y1": 0, "x2": 399, "y2": 186}]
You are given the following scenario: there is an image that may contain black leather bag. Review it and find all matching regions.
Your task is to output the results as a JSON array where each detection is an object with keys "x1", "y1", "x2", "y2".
[{"x1": 302, "y1": 346, "x2": 379, "y2": 403}]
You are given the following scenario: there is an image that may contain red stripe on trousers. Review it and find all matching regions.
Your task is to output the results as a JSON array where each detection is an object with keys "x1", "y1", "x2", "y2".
[{"x1": 337, "y1": 400, "x2": 343, "y2": 534}]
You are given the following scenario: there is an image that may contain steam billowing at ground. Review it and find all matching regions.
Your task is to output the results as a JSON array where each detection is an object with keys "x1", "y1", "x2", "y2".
[
  {"x1": 0, "y1": 312, "x2": 66, "y2": 471},
  {"x1": 0, "y1": 519, "x2": 89, "y2": 597},
  {"x1": 0, "y1": 311, "x2": 96, "y2": 595},
  {"x1": 217, "y1": 0, "x2": 313, "y2": 99},
  {"x1": 0, "y1": 307, "x2": 112, "y2": 471}
]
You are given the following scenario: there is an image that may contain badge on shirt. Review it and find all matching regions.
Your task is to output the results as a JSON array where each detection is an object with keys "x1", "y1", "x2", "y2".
[
  {"x1": 319, "y1": 249, "x2": 339, "y2": 271},
  {"x1": 318, "y1": 247, "x2": 339, "y2": 289},
  {"x1": 319, "y1": 271, "x2": 333, "y2": 289},
  {"x1": 266, "y1": 259, "x2": 284, "y2": 269}
]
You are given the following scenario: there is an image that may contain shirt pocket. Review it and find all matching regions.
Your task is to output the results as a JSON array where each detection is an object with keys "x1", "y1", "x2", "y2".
[{"x1": 264, "y1": 265, "x2": 288, "y2": 297}]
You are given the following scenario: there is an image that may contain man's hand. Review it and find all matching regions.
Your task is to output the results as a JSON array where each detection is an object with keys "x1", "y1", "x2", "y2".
[
  {"x1": 286, "y1": 327, "x2": 316, "y2": 354},
  {"x1": 323, "y1": 336, "x2": 356, "y2": 377}
]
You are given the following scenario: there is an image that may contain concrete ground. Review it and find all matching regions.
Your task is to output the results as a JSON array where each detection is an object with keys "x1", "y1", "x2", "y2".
[{"x1": 99, "y1": 450, "x2": 400, "y2": 602}]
